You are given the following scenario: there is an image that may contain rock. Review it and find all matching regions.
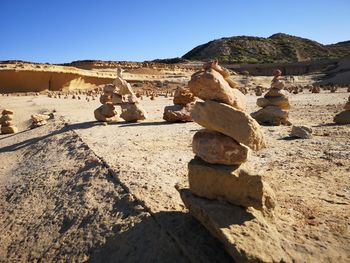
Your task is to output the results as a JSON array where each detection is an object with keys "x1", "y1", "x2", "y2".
[
  {"x1": 111, "y1": 93, "x2": 123, "y2": 104},
  {"x1": 120, "y1": 103, "x2": 147, "y2": 122},
  {"x1": 188, "y1": 69, "x2": 246, "y2": 111},
  {"x1": 100, "y1": 94, "x2": 112, "y2": 104},
  {"x1": 163, "y1": 104, "x2": 193, "y2": 122},
  {"x1": 2, "y1": 109, "x2": 14, "y2": 115},
  {"x1": 103, "y1": 84, "x2": 116, "y2": 93},
  {"x1": 270, "y1": 80, "x2": 284, "y2": 89},
  {"x1": 122, "y1": 94, "x2": 138, "y2": 104},
  {"x1": 1, "y1": 126, "x2": 18, "y2": 134},
  {"x1": 192, "y1": 129, "x2": 249, "y2": 165},
  {"x1": 264, "y1": 88, "x2": 288, "y2": 98},
  {"x1": 290, "y1": 125, "x2": 313, "y2": 139},
  {"x1": 251, "y1": 106, "x2": 290, "y2": 126},
  {"x1": 344, "y1": 102, "x2": 350, "y2": 111},
  {"x1": 31, "y1": 114, "x2": 51, "y2": 128},
  {"x1": 173, "y1": 86, "x2": 195, "y2": 106},
  {"x1": 178, "y1": 188, "x2": 290, "y2": 262},
  {"x1": 257, "y1": 97, "x2": 290, "y2": 110},
  {"x1": 1, "y1": 121, "x2": 13, "y2": 127},
  {"x1": 188, "y1": 157, "x2": 275, "y2": 211},
  {"x1": 94, "y1": 103, "x2": 117, "y2": 122},
  {"x1": 334, "y1": 111, "x2": 350, "y2": 124},
  {"x1": 0, "y1": 114, "x2": 13, "y2": 122},
  {"x1": 191, "y1": 100, "x2": 266, "y2": 150},
  {"x1": 113, "y1": 77, "x2": 135, "y2": 95}
]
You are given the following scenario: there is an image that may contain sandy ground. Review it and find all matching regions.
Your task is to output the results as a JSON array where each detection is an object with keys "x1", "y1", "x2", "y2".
[{"x1": 0, "y1": 90, "x2": 349, "y2": 262}]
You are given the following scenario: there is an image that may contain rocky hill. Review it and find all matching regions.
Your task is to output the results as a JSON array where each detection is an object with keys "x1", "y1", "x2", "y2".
[{"x1": 182, "y1": 33, "x2": 350, "y2": 64}]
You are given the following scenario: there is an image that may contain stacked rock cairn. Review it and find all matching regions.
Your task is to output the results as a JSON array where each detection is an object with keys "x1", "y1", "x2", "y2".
[
  {"x1": 184, "y1": 61, "x2": 275, "y2": 212},
  {"x1": 0, "y1": 109, "x2": 18, "y2": 134},
  {"x1": 334, "y1": 96, "x2": 350, "y2": 124},
  {"x1": 94, "y1": 67, "x2": 147, "y2": 122},
  {"x1": 251, "y1": 69, "x2": 291, "y2": 126},
  {"x1": 163, "y1": 86, "x2": 196, "y2": 122}
]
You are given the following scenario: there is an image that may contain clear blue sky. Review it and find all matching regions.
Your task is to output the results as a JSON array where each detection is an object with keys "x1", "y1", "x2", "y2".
[{"x1": 0, "y1": 0, "x2": 349, "y2": 63}]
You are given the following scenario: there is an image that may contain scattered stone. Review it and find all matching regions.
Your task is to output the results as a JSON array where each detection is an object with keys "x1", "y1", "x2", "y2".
[
  {"x1": 192, "y1": 129, "x2": 249, "y2": 165},
  {"x1": 290, "y1": 125, "x2": 313, "y2": 139}
]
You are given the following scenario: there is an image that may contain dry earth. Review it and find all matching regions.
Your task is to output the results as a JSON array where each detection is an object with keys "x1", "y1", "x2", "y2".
[{"x1": 0, "y1": 89, "x2": 349, "y2": 262}]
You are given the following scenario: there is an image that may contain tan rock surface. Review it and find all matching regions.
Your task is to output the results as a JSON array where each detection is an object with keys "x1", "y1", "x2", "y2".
[
  {"x1": 192, "y1": 129, "x2": 249, "y2": 165},
  {"x1": 188, "y1": 69, "x2": 246, "y2": 111},
  {"x1": 163, "y1": 104, "x2": 193, "y2": 122},
  {"x1": 264, "y1": 88, "x2": 289, "y2": 98},
  {"x1": 334, "y1": 110, "x2": 350, "y2": 124},
  {"x1": 120, "y1": 103, "x2": 147, "y2": 122},
  {"x1": 1, "y1": 125, "x2": 18, "y2": 134},
  {"x1": 173, "y1": 86, "x2": 195, "y2": 106},
  {"x1": 191, "y1": 100, "x2": 266, "y2": 150},
  {"x1": 251, "y1": 106, "x2": 289, "y2": 126},
  {"x1": 257, "y1": 96, "x2": 290, "y2": 109},
  {"x1": 188, "y1": 157, "x2": 275, "y2": 211}
]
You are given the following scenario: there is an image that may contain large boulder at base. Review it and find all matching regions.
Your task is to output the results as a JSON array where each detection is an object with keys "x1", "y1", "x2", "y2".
[
  {"x1": 188, "y1": 69, "x2": 246, "y2": 111},
  {"x1": 192, "y1": 129, "x2": 249, "y2": 165},
  {"x1": 1, "y1": 126, "x2": 18, "y2": 134},
  {"x1": 257, "y1": 97, "x2": 290, "y2": 109},
  {"x1": 191, "y1": 100, "x2": 266, "y2": 150},
  {"x1": 173, "y1": 86, "x2": 195, "y2": 106},
  {"x1": 120, "y1": 103, "x2": 147, "y2": 122},
  {"x1": 163, "y1": 103, "x2": 193, "y2": 122},
  {"x1": 177, "y1": 188, "x2": 290, "y2": 262},
  {"x1": 188, "y1": 157, "x2": 276, "y2": 211},
  {"x1": 94, "y1": 103, "x2": 117, "y2": 122},
  {"x1": 251, "y1": 106, "x2": 290, "y2": 126},
  {"x1": 334, "y1": 111, "x2": 350, "y2": 124}
]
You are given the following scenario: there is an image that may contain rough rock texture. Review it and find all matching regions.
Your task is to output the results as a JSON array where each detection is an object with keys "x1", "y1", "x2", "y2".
[
  {"x1": 178, "y1": 188, "x2": 290, "y2": 263},
  {"x1": 163, "y1": 104, "x2": 193, "y2": 122},
  {"x1": 120, "y1": 103, "x2": 147, "y2": 122},
  {"x1": 31, "y1": 114, "x2": 51, "y2": 128},
  {"x1": 192, "y1": 129, "x2": 249, "y2": 165},
  {"x1": 173, "y1": 86, "x2": 195, "y2": 106},
  {"x1": 334, "y1": 111, "x2": 350, "y2": 124},
  {"x1": 1, "y1": 126, "x2": 18, "y2": 134},
  {"x1": 290, "y1": 125, "x2": 313, "y2": 139},
  {"x1": 257, "y1": 97, "x2": 290, "y2": 109},
  {"x1": 2, "y1": 109, "x2": 14, "y2": 115},
  {"x1": 99, "y1": 94, "x2": 112, "y2": 104},
  {"x1": 251, "y1": 106, "x2": 290, "y2": 126},
  {"x1": 94, "y1": 104, "x2": 117, "y2": 122},
  {"x1": 113, "y1": 77, "x2": 135, "y2": 95},
  {"x1": 264, "y1": 88, "x2": 288, "y2": 98},
  {"x1": 188, "y1": 158, "x2": 275, "y2": 211},
  {"x1": 188, "y1": 69, "x2": 246, "y2": 111},
  {"x1": 191, "y1": 100, "x2": 266, "y2": 150}
]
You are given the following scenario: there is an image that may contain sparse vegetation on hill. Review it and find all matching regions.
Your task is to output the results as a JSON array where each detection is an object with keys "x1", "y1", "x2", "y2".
[{"x1": 182, "y1": 33, "x2": 350, "y2": 64}]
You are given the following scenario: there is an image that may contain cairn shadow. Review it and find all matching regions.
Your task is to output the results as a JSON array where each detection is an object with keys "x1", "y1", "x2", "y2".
[
  {"x1": 88, "y1": 210, "x2": 233, "y2": 263},
  {"x1": 0, "y1": 121, "x2": 102, "y2": 153}
]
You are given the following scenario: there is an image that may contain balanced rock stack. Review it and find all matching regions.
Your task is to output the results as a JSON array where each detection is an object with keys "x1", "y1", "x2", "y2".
[
  {"x1": 163, "y1": 86, "x2": 195, "y2": 122},
  {"x1": 334, "y1": 96, "x2": 350, "y2": 124},
  {"x1": 182, "y1": 61, "x2": 275, "y2": 210},
  {"x1": 251, "y1": 69, "x2": 291, "y2": 126},
  {"x1": 0, "y1": 109, "x2": 18, "y2": 134},
  {"x1": 94, "y1": 68, "x2": 147, "y2": 122}
]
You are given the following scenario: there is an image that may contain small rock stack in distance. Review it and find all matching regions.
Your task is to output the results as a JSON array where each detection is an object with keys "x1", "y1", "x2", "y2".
[
  {"x1": 251, "y1": 69, "x2": 291, "y2": 126},
  {"x1": 183, "y1": 61, "x2": 276, "y2": 212},
  {"x1": 0, "y1": 109, "x2": 18, "y2": 134},
  {"x1": 334, "y1": 96, "x2": 350, "y2": 124},
  {"x1": 94, "y1": 67, "x2": 147, "y2": 122},
  {"x1": 163, "y1": 86, "x2": 196, "y2": 122}
]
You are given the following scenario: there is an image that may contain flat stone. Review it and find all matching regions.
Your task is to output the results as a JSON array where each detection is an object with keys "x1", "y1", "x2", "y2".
[
  {"x1": 334, "y1": 111, "x2": 350, "y2": 124},
  {"x1": 163, "y1": 104, "x2": 193, "y2": 122},
  {"x1": 191, "y1": 100, "x2": 266, "y2": 150},
  {"x1": 251, "y1": 106, "x2": 290, "y2": 126},
  {"x1": 188, "y1": 69, "x2": 246, "y2": 111},
  {"x1": 264, "y1": 88, "x2": 288, "y2": 97},
  {"x1": 178, "y1": 188, "x2": 291, "y2": 263},
  {"x1": 290, "y1": 126, "x2": 313, "y2": 139},
  {"x1": 257, "y1": 97, "x2": 290, "y2": 110},
  {"x1": 192, "y1": 129, "x2": 249, "y2": 165},
  {"x1": 188, "y1": 157, "x2": 276, "y2": 211},
  {"x1": 2, "y1": 109, "x2": 14, "y2": 115}
]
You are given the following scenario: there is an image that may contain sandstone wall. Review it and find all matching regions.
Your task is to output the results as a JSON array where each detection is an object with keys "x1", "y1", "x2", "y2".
[{"x1": 0, "y1": 70, "x2": 114, "y2": 93}]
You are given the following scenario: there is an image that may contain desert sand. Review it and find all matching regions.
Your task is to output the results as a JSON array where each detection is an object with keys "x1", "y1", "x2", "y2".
[{"x1": 0, "y1": 87, "x2": 349, "y2": 261}]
